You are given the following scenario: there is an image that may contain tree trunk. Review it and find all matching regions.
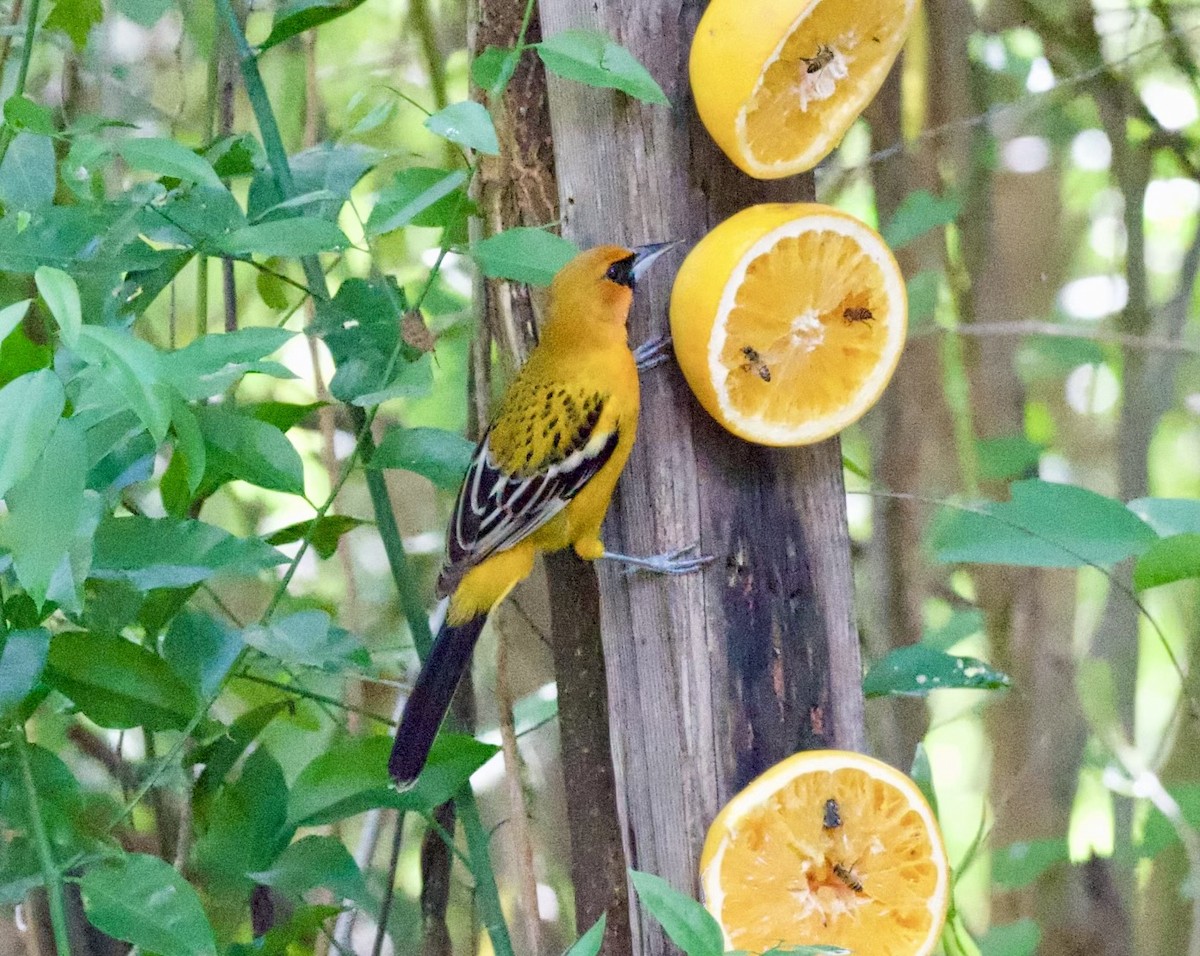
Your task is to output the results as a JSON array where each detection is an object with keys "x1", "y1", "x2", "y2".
[{"x1": 537, "y1": 2, "x2": 866, "y2": 952}]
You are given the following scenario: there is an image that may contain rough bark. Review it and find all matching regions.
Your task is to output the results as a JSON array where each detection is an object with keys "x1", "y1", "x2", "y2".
[
  {"x1": 469, "y1": 1, "x2": 634, "y2": 949},
  {"x1": 537, "y1": 2, "x2": 865, "y2": 951}
]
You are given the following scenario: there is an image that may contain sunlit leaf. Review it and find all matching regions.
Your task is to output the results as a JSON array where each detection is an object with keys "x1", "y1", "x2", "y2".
[
  {"x1": 43, "y1": 0, "x2": 103, "y2": 48},
  {"x1": 0, "y1": 418, "x2": 87, "y2": 607},
  {"x1": 627, "y1": 869, "x2": 724, "y2": 956},
  {"x1": 116, "y1": 137, "x2": 223, "y2": 188},
  {"x1": 90, "y1": 515, "x2": 287, "y2": 591},
  {"x1": 1128, "y1": 497, "x2": 1200, "y2": 537},
  {"x1": 537, "y1": 30, "x2": 668, "y2": 105},
  {"x1": 933, "y1": 480, "x2": 1157, "y2": 568},
  {"x1": 259, "y1": 0, "x2": 369, "y2": 51},
  {"x1": 44, "y1": 631, "x2": 198, "y2": 730},
  {"x1": 564, "y1": 914, "x2": 606, "y2": 956},
  {"x1": 470, "y1": 227, "x2": 579, "y2": 286},
  {"x1": 424, "y1": 101, "x2": 499, "y2": 155},
  {"x1": 370, "y1": 426, "x2": 474, "y2": 488},
  {"x1": 1133, "y1": 533, "x2": 1200, "y2": 590},
  {"x1": 81, "y1": 854, "x2": 218, "y2": 956},
  {"x1": 215, "y1": 219, "x2": 350, "y2": 257},
  {"x1": 0, "y1": 369, "x2": 65, "y2": 500},
  {"x1": 34, "y1": 266, "x2": 81, "y2": 347},
  {"x1": 863, "y1": 645, "x2": 1010, "y2": 698},
  {"x1": 3, "y1": 96, "x2": 55, "y2": 135}
]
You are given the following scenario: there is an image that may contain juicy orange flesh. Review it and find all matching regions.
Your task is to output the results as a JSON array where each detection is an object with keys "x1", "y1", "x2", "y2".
[
  {"x1": 720, "y1": 229, "x2": 891, "y2": 423},
  {"x1": 744, "y1": 0, "x2": 908, "y2": 164},
  {"x1": 713, "y1": 768, "x2": 941, "y2": 954}
]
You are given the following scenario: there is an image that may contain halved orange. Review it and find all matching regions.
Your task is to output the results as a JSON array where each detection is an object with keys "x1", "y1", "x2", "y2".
[
  {"x1": 690, "y1": 0, "x2": 918, "y2": 178},
  {"x1": 700, "y1": 750, "x2": 949, "y2": 955},
  {"x1": 669, "y1": 203, "x2": 906, "y2": 446}
]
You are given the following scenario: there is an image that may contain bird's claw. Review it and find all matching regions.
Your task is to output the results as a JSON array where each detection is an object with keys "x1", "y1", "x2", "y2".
[
  {"x1": 603, "y1": 543, "x2": 713, "y2": 576},
  {"x1": 634, "y1": 333, "x2": 673, "y2": 372}
]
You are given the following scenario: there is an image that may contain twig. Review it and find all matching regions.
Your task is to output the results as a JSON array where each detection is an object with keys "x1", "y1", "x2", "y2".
[
  {"x1": 926, "y1": 320, "x2": 1200, "y2": 355},
  {"x1": 0, "y1": 0, "x2": 42, "y2": 166},
  {"x1": 370, "y1": 814, "x2": 405, "y2": 956},
  {"x1": 15, "y1": 726, "x2": 71, "y2": 956},
  {"x1": 496, "y1": 618, "x2": 541, "y2": 953}
]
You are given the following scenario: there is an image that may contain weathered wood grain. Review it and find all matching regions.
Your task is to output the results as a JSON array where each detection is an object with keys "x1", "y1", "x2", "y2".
[{"x1": 536, "y1": 2, "x2": 866, "y2": 952}]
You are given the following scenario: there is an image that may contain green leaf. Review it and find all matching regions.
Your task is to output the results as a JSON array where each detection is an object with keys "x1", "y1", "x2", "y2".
[
  {"x1": 1128, "y1": 497, "x2": 1200, "y2": 537},
  {"x1": 35, "y1": 266, "x2": 82, "y2": 347},
  {"x1": 883, "y1": 190, "x2": 961, "y2": 250},
  {"x1": 976, "y1": 435, "x2": 1042, "y2": 482},
  {"x1": 978, "y1": 919, "x2": 1042, "y2": 956},
  {"x1": 0, "y1": 418, "x2": 87, "y2": 607},
  {"x1": 424, "y1": 101, "x2": 500, "y2": 155},
  {"x1": 991, "y1": 839, "x2": 1069, "y2": 890},
  {"x1": 1139, "y1": 784, "x2": 1200, "y2": 859},
  {"x1": 242, "y1": 610, "x2": 367, "y2": 670},
  {"x1": 365, "y1": 167, "x2": 469, "y2": 237},
  {"x1": 116, "y1": 137, "x2": 223, "y2": 188},
  {"x1": 3, "y1": 96, "x2": 55, "y2": 135},
  {"x1": 75, "y1": 326, "x2": 171, "y2": 442},
  {"x1": 1133, "y1": 533, "x2": 1200, "y2": 590},
  {"x1": 536, "y1": 30, "x2": 669, "y2": 105},
  {"x1": 259, "y1": 0, "x2": 369, "y2": 51},
  {"x1": 286, "y1": 734, "x2": 498, "y2": 828},
  {"x1": 236, "y1": 905, "x2": 344, "y2": 956},
  {"x1": 472, "y1": 46, "x2": 521, "y2": 97},
  {"x1": 471, "y1": 227, "x2": 579, "y2": 286},
  {"x1": 112, "y1": 0, "x2": 172, "y2": 27},
  {"x1": 170, "y1": 398, "x2": 206, "y2": 498},
  {"x1": 45, "y1": 631, "x2": 198, "y2": 730},
  {"x1": 43, "y1": 0, "x2": 103, "y2": 48},
  {"x1": 906, "y1": 269, "x2": 942, "y2": 329},
  {"x1": 370, "y1": 426, "x2": 474, "y2": 488},
  {"x1": 162, "y1": 327, "x2": 297, "y2": 399},
  {"x1": 0, "y1": 133, "x2": 56, "y2": 210},
  {"x1": 564, "y1": 914, "x2": 606, "y2": 956},
  {"x1": 310, "y1": 276, "x2": 432, "y2": 406},
  {"x1": 933, "y1": 479, "x2": 1158, "y2": 568},
  {"x1": 90, "y1": 515, "x2": 287, "y2": 591},
  {"x1": 216, "y1": 218, "x2": 350, "y2": 257},
  {"x1": 627, "y1": 869, "x2": 724, "y2": 956},
  {"x1": 194, "y1": 747, "x2": 290, "y2": 892},
  {"x1": 0, "y1": 369, "x2": 65, "y2": 500},
  {"x1": 862, "y1": 645, "x2": 1011, "y2": 698},
  {"x1": 266, "y1": 515, "x2": 370, "y2": 560},
  {"x1": 81, "y1": 854, "x2": 217, "y2": 956},
  {"x1": 162, "y1": 611, "x2": 244, "y2": 697},
  {"x1": 195, "y1": 405, "x2": 305, "y2": 496},
  {"x1": 0, "y1": 629, "x2": 50, "y2": 715},
  {"x1": 909, "y1": 743, "x2": 938, "y2": 815},
  {"x1": 248, "y1": 143, "x2": 378, "y2": 224},
  {"x1": 249, "y1": 400, "x2": 324, "y2": 432},
  {"x1": 248, "y1": 835, "x2": 369, "y2": 905}
]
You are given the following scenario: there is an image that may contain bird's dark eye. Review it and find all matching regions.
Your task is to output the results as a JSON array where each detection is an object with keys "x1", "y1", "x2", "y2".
[{"x1": 605, "y1": 254, "x2": 637, "y2": 288}]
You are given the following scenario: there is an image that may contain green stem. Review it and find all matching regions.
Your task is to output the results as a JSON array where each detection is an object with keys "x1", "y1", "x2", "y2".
[
  {"x1": 212, "y1": 0, "x2": 327, "y2": 299},
  {"x1": 15, "y1": 725, "x2": 72, "y2": 956},
  {"x1": 0, "y1": 0, "x2": 43, "y2": 167},
  {"x1": 459, "y1": 790, "x2": 514, "y2": 956}
]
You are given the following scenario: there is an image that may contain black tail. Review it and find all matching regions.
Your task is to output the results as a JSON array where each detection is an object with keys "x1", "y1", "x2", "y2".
[{"x1": 389, "y1": 613, "x2": 488, "y2": 789}]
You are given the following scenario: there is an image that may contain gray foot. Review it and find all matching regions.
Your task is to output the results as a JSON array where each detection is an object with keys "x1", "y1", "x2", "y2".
[
  {"x1": 633, "y1": 334, "x2": 673, "y2": 371},
  {"x1": 602, "y1": 543, "x2": 712, "y2": 576}
]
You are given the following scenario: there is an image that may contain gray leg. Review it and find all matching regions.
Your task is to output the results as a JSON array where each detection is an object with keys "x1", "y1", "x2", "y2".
[
  {"x1": 601, "y1": 543, "x2": 712, "y2": 575},
  {"x1": 633, "y1": 333, "x2": 673, "y2": 371}
]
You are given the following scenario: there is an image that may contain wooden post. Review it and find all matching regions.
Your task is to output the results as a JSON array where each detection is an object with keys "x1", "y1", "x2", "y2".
[{"x1": 537, "y1": 2, "x2": 866, "y2": 952}]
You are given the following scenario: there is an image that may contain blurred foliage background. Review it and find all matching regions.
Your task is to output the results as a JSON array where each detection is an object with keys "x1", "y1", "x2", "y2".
[{"x1": 0, "y1": 0, "x2": 1198, "y2": 954}]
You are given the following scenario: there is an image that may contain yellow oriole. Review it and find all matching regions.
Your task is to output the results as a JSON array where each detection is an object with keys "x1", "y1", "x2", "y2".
[{"x1": 389, "y1": 242, "x2": 701, "y2": 788}]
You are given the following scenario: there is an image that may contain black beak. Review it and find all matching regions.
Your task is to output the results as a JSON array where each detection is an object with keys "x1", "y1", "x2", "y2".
[{"x1": 629, "y1": 241, "x2": 679, "y2": 283}]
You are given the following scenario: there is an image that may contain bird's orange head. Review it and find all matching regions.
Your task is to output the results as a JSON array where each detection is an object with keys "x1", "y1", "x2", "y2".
[{"x1": 544, "y1": 242, "x2": 677, "y2": 345}]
